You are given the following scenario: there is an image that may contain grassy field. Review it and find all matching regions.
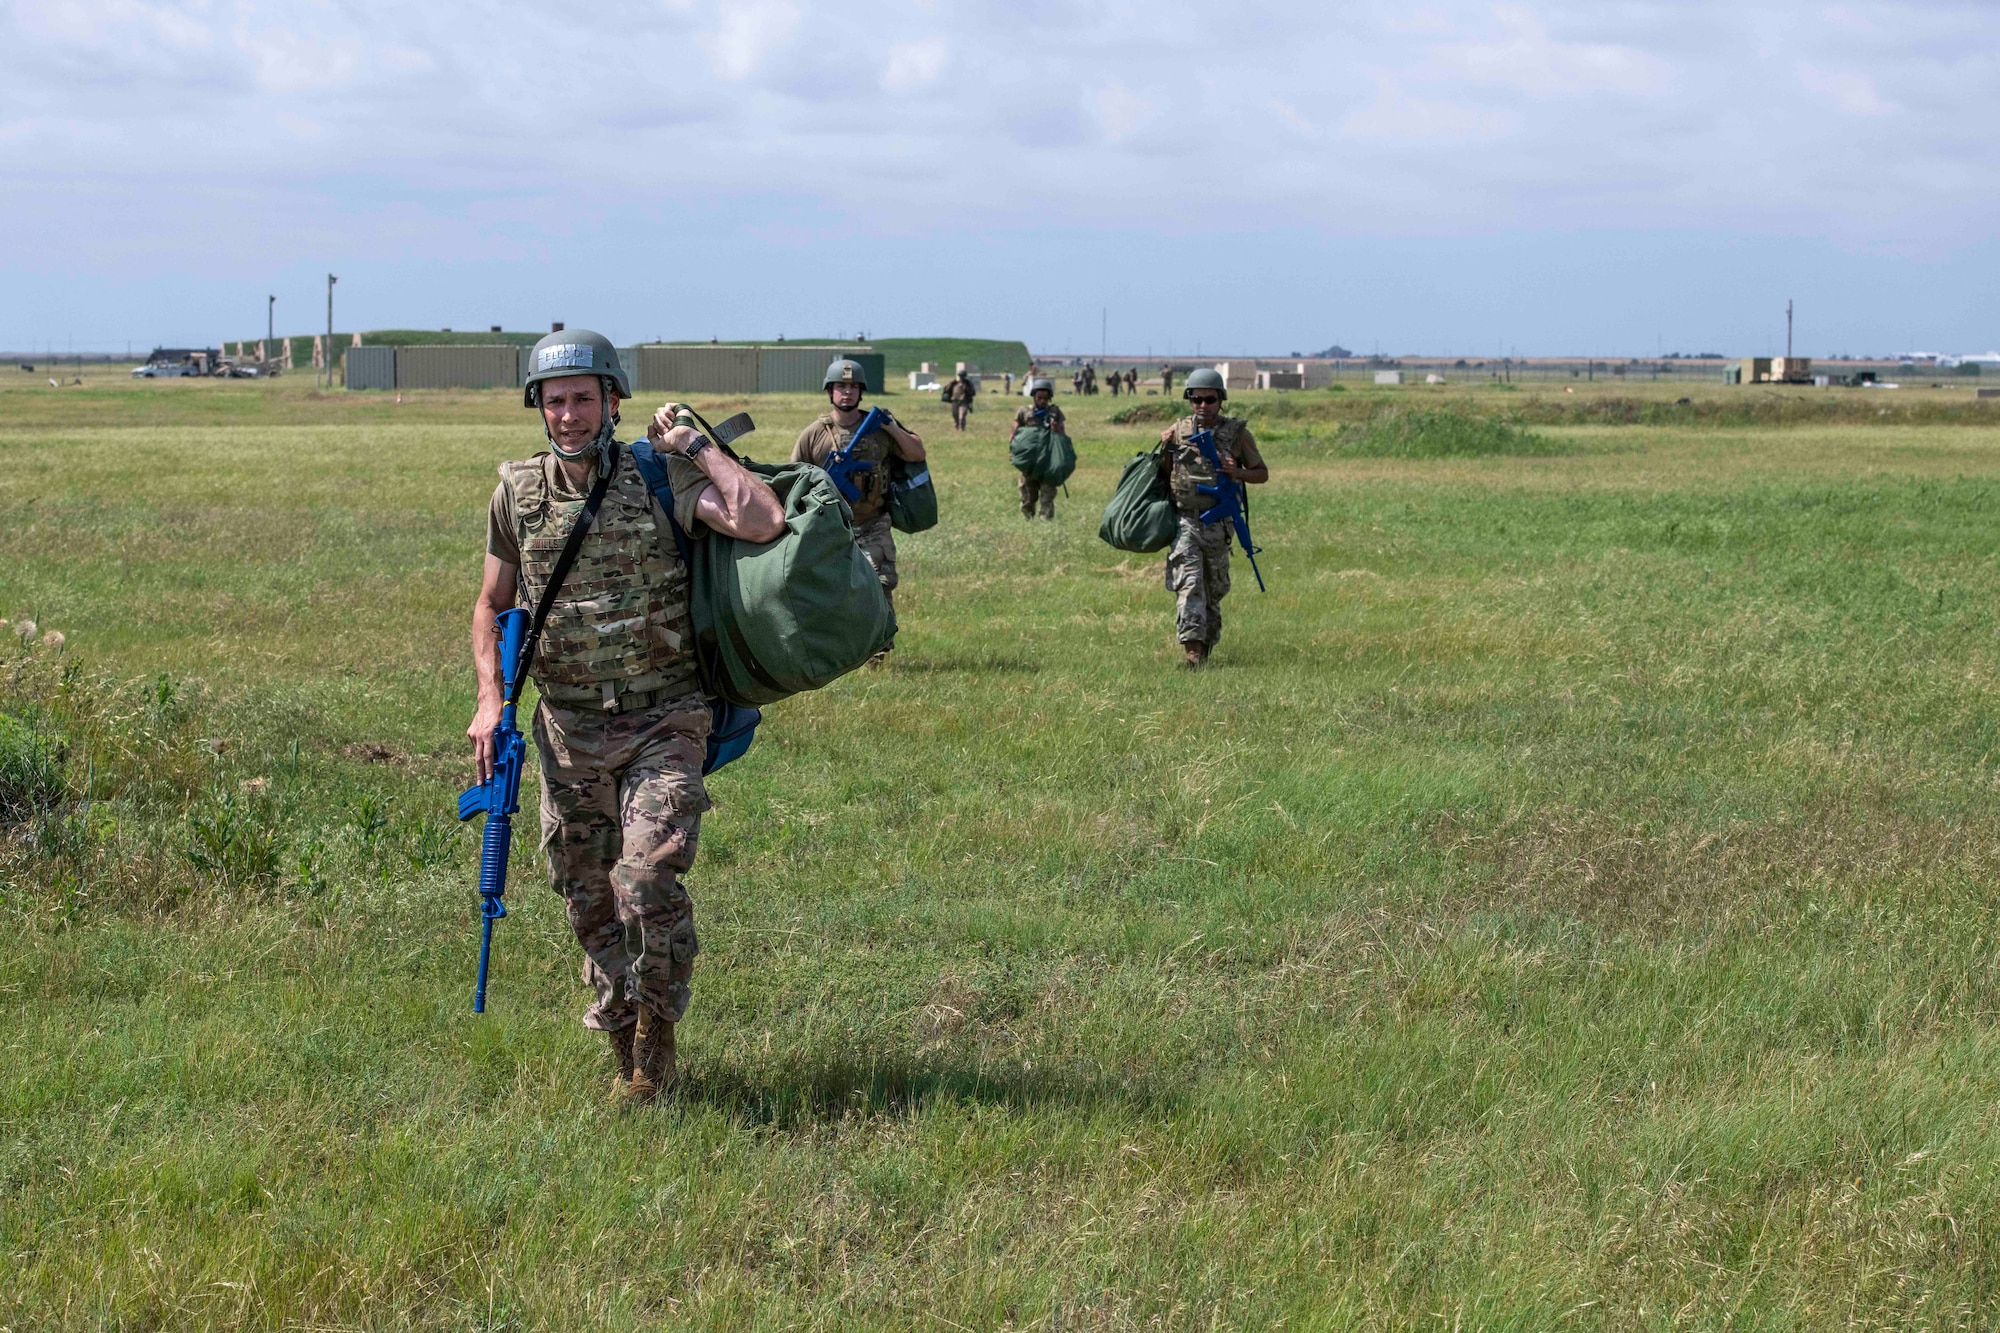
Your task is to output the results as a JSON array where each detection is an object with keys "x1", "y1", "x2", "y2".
[{"x1": 4, "y1": 372, "x2": 2000, "y2": 1328}]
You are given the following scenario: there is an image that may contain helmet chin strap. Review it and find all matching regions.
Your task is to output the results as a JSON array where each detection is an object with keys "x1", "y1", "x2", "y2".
[{"x1": 546, "y1": 378, "x2": 621, "y2": 472}]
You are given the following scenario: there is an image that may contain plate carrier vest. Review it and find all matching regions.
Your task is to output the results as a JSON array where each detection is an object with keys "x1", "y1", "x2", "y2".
[{"x1": 500, "y1": 448, "x2": 699, "y2": 708}]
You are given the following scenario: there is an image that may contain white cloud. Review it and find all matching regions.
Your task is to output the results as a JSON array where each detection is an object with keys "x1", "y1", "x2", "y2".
[
  {"x1": 1340, "y1": 74, "x2": 1515, "y2": 143},
  {"x1": 700, "y1": 0, "x2": 801, "y2": 82},
  {"x1": 1439, "y1": 5, "x2": 1671, "y2": 97},
  {"x1": 1088, "y1": 83, "x2": 1158, "y2": 144},
  {"x1": 1797, "y1": 62, "x2": 1897, "y2": 116},
  {"x1": 883, "y1": 36, "x2": 949, "y2": 93}
]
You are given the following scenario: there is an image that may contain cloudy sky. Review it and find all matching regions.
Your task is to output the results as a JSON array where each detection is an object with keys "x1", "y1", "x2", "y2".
[{"x1": 2, "y1": 0, "x2": 1993, "y2": 355}]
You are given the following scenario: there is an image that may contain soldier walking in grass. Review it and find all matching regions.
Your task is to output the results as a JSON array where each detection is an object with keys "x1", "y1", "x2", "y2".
[
  {"x1": 1160, "y1": 365, "x2": 1174, "y2": 397},
  {"x1": 1156, "y1": 367, "x2": 1268, "y2": 668},
  {"x1": 945, "y1": 368, "x2": 977, "y2": 431},
  {"x1": 1107, "y1": 369, "x2": 1122, "y2": 397},
  {"x1": 1014, "y1": 377, "x2": 1065, "y2": 520},
  {"x1": 1125, "y1": 368, "x2": 1138, "y2": 395},
  {"x1": 469, "y1": 330, "x2": 785, "y2": 1104},
  {"x1": 792, "y1": 358, "x2": 927, "y2": 654}
]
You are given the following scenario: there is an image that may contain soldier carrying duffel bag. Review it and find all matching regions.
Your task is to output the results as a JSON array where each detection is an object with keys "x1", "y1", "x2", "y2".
[
  {"x1": 467, "y1": 331, "x2": 799, "y2": 1105},
  {"x1": 1009, "y1": 377, "x2": 1076, "y2": 520}
]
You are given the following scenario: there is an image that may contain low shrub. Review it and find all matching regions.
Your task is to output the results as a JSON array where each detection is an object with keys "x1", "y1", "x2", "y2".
[{"x1": 1108, "y1": 401, "x2": 1181, "y2": 426}]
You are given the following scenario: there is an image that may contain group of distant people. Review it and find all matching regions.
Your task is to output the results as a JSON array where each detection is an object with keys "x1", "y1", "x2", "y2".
[{"x1": 1058, "y1": 365, "x2": 1143, "y2": 396}]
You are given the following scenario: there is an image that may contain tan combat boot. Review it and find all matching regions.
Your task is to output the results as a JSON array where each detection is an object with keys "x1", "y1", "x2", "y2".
[
  {"x1": 607, "y1": 1024, "x2": 636, "y2": 1096},
  {"x1": 1182, "y1": 641, "x2": 1208, "y2": 669},
  {"x1": 626, "y1": 1005, "x2": 677, "y2": 1104}
]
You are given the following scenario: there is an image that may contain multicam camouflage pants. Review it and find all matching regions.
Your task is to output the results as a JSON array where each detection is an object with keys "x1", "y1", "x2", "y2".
[
  {"x1": 533, "y1": 694, "x2": 710, "y2": 1032},
  {"x1": 1018, "y1": 470, "x2": 1058, "y2": 519},
  {"x1": 1166, "y1": 515, "x2": 1232, "y2": 647},
  {"x1": 853, "y1": 511, "x2": 899, "y2": 599}
]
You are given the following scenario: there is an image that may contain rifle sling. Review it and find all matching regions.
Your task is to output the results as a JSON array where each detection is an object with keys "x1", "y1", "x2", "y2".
[{"x1": 506, "y1": 442, "x2": 618, "y2": 708}]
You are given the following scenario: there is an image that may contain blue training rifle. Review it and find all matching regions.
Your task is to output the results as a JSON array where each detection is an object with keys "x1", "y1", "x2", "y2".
[
  {"x1": 825, "y1": 406, "x2": 892, "y2": 504},
  {"x1": 457, "y1": 605, "x2": 529, "y2": 1012},
  {"x1": 1190, "y1": 429, "x2": 1267, "y2": 592}
]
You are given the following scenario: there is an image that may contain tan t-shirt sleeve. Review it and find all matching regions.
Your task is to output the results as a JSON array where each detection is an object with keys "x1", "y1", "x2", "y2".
[
  {"x1": 1233, "y1": 424, "x2": 1265, "y2": 471},
  {"x1": 660, "y1": 452, "x2": 710, "y2": 535},
  {"x1": 486, "y1": 483, "x2": 520, "y2": 565},
  {"x1": 791, "y1": 425, "x2": 819, "y2": 465}
]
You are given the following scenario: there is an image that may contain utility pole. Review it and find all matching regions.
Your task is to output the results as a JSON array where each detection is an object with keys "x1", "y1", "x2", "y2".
[
  {"x1": 267, "y1": 294, "x2": 275, "y2": 356},
  {"x1": 324, "y1": 274, "x2": 338, "y2": 389},
  {"x1": 1786, "y1": 298, "x2": 1793, "y2": 360}
]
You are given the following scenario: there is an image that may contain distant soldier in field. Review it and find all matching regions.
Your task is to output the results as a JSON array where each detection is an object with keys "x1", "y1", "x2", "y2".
[
  {"x1": 469, "y1": 329, "x2": 785, "y2": 1103},
  {"x1": 1083, "y1": 364, "x2": 1098, "y2": 395},
  {"x1": 1014, "y1": 377, "x2": 1065, "y2": 520},
  {"x1": 1160, "y1": 366, "x2": 1175, "y2": 397},
  {"x1": 1125, "y1": 369, "x2": 1137, "y2": 395},
  {"x1": 1156, "y1": 367, "x2": 1268, "y2": 667},
  {"x1": 1107, "y1": 369, "x2": 1122, "y2": 397},
  {"x1": 945, "y1": 368, "x2": 977, "y2": 431},
  {"x1": 792, "y1": 358, "x2": 927, "y2": 652}
]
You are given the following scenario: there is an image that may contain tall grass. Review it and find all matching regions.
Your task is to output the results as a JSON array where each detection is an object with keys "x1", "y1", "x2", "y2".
[{"x1": 5, "y1": 378, "x2": 2000, "y2": 1327}]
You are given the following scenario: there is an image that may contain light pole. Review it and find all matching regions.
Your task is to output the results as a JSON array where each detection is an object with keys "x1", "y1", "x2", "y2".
[
  {"x1": 324, "y1": 274, "x2": 338, "y2": 389},
  {"x1": 267, "y1": 294, "x2": 275, "y2": 358}
]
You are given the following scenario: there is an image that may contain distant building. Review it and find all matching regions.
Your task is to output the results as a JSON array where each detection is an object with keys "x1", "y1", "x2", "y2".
[{"x1": 1730, "y1": 356, "x2": 1812, "y2": 384}]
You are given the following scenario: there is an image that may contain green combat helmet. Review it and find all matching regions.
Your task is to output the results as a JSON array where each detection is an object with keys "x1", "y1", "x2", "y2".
[
  {"x1": 1029, "y1": 377, "x2": 1054, "y2": 395},
  {"x1": 823, "y1": 358, "x2": 867, "y2": 390},
  {"x1": 523, "y1": 329, "x2": 631, "y2": 462},
  {"x1": 1181, "y1": 366, "x2": 1227, "y2": 402},
  {"x1": 523, "y1": 329, "x2": 631, "y2": 407}
]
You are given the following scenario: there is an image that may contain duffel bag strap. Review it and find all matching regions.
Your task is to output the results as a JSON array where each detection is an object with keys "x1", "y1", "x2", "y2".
[{"x1": 631, "y1": 438, "x2": 698, "y2": 571}]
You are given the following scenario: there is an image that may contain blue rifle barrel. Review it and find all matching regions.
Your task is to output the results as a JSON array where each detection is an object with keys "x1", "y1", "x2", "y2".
[
  {"x1": 1191, "y1": 429, "x2": 1266, "y2": 592},
  {"x1": 459, "y1": 606, "x2": 530, "y2": 1013}
]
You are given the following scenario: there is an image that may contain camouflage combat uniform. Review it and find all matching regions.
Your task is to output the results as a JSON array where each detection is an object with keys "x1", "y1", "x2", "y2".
[
  {"x1": 1013, "y1": 403, "x2": 1066, "y2": 519},
  {"x1": 487, "y1": 445, "x2": 711, "y2": 1033},
  {"x1": 793, "y1": 411, "x2": 900, "y2": 605},
  {"x1": 1161, "y1": 415, "x2": 1265, "y2": 649},
  {"x1": 945, "y1": 375, "x2": 976, "y2": 430}
]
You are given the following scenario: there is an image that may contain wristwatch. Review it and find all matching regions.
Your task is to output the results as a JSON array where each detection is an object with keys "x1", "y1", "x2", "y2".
[{"x1": 678, "y1": 432, "x2": 711, "y2": 462}]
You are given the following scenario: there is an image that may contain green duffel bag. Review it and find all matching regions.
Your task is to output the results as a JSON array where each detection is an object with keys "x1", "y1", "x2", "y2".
[
  {"x1": 1008, "y1": 425, "x2": 1077, "y2": 486},
  {"x1": 1098, "y1": 447, "x2": 1178, "y2": 553},
  {"x1": 888, "y1": 454, "x2": 939, "y2": 533},
  {"x1": 634, "y1": 443, "x2": 895, "y2": 707}
]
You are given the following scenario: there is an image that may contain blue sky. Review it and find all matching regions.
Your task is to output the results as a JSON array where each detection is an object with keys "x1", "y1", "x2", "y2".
[{"x1": 2, "y1": 0, "x2": 1993, "y2": 356}]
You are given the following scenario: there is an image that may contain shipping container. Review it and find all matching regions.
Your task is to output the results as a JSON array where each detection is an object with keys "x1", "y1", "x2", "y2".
[
  {"x1": 396, "y1": 345, "x2": 520, "y2": 390},
  {"x1": 757, "y1": 345, "x2": 841, "y2": 393},
  {"x1": 344, "y1": 345, "x2": 396, "y2": 391},
  {"x1": 636, "y1": 346, "x2": 759, "y2": 394}
]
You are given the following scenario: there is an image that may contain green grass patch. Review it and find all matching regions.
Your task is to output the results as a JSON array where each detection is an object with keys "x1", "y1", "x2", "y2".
[
  {"x1": 1335, "y1": 407, "x2": 1566, "y2": 457},
  {"x1": 6, "y1": 376, "x2": 2000, "y2": 1325}
]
